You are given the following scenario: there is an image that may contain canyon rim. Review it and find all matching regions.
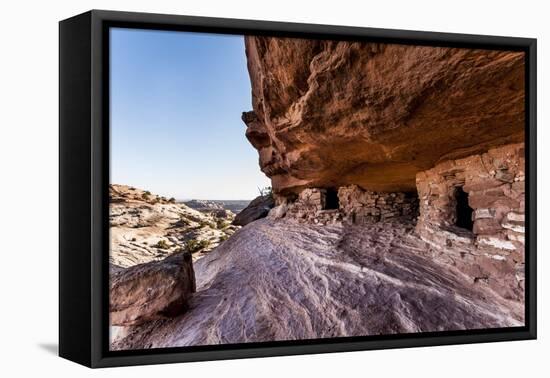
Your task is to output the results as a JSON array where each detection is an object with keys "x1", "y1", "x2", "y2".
[{"x1": 109, "y1": 33, "x2": 526, "y2": 350}]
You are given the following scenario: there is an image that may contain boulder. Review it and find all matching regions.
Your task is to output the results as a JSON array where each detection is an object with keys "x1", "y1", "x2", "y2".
[
  {"x1": 110, "y1": 252, "x2": 196, "y2": 326},
  {"x1": 232, "y1": 195, "x2": 275, "y2": 226}
]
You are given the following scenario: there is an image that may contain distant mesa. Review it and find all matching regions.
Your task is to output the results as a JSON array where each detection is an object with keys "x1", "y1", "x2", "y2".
[{"x1": 183, "y1": 199, "x2": 252, "y2": 214}]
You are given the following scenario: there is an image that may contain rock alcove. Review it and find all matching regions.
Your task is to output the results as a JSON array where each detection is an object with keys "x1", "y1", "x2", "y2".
[
  {"x1": 242, "y1": 36, "x2": 525, "y2": 300},
  {"x1": 109, "y1": 36, "x2": 527, "y2": 350}
]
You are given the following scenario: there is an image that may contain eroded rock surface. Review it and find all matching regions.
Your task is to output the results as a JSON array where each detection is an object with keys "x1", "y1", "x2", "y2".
[
  {"x1": 110, "y1": 185, "x2": 239, "y2": 266},
  {"x1": 112, "y1": 218, "x2": 523, "y2": 349},
  {"x1": 110, "y1": 252, "x2": 196, "y2": 326},
  {"x1": 243, "y1": 37, "x2": 525, "y2": 194}
]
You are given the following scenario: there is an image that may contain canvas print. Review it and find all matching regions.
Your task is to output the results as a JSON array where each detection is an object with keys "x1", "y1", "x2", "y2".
[{"x1": 108, "y1": 28, "x2": 526, "y2": 351}]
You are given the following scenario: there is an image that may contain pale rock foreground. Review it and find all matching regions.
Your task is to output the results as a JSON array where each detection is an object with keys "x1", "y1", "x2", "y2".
[{"x1": 111, "y1": 218, "x2": 523, "y2": 349}]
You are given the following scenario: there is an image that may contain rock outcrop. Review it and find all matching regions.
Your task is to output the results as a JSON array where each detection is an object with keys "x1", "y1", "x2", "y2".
[
  {"x1": 243, "y1": 37, "x2": 525, "y2": 194},
  {"x1": 111, "y1": 218, "x2": 523, "y2": 349},
  {"x1": 110, "y1": 185, "x2": 239, "y2": 266},
  {"x1": 110, "y1": 252, "x2": 196, "y2": 326},
  {"x1": 232, "y1": 194, "x2": 275, "y2": 226}
]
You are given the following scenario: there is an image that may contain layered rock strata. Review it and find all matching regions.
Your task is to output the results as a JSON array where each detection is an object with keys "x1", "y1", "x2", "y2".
[
  {"x1": 243, "y1": 37, "x2": 525, "y2": 194},
  {"x1": 110, "y1": 184, "x2": 239, "y2": 266}
]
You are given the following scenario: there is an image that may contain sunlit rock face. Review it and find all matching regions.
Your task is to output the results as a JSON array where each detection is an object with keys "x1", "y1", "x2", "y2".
[{"x1": 243, "y1": 37, "x2": 525, "y2": 195}]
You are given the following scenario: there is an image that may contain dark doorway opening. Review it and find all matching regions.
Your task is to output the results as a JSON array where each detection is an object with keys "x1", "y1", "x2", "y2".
[
  {"x1": 455, "y1": 186, "x2": 473, "y2": 231},
  {"x1": 324, "y1": 188, "x2": 340, "y2": 210}
]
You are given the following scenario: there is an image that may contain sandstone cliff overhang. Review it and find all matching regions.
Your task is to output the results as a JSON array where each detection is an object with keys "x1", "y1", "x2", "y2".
[{"x1": 242, "y1": 37, "x2": 525, "y2": 194}]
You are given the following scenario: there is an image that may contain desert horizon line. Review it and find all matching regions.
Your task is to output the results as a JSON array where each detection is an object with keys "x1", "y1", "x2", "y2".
[{"x1": 109, "y1": 182, "x2": 268, "y2": 202}]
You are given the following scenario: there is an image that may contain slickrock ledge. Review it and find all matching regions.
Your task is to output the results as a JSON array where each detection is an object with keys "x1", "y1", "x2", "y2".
[
  {"x1": 243, "y1": 37, "x2": 525, "y2": 194},
  {"x1": 111, "y1": 218, "x2": 523, "y2": 349}
]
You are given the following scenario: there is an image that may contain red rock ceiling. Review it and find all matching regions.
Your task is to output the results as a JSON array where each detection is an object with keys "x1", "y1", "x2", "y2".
[{"x1": 242, "y1": 36, "x2": 525, "y2": 194}]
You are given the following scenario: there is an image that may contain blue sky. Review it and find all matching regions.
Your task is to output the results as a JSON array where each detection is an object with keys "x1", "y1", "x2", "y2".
[{"x1": 110, "y1": 28, "x2": 270, "y2": 200}]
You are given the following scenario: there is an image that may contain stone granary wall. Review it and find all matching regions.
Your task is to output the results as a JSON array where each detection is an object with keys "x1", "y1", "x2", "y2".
[
  {"x1": 338, "y1": 185, "x2": 418, "y2": 224},
  {"x1": 271, "y1": 143, "x2": 525, "y2": 302},
  {"x1": 416, "y1": 143, "x2": 525, "y2": 252},
  {"x1": 282, "y1": 185, "x2": 419, "y2": 225},
  {"x1": 415, "y1": 143, "x2": 525, "y2": 300}
]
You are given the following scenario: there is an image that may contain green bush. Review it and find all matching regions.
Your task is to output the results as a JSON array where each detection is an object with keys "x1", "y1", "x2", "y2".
[
  {"x1": 186, "y1": 239, "x2": 211, "y2": 253},
  {"x1": 257, "y1": 186, "x2": 273, "y2": 197},
  {"x1": 153, "y1": 239, "x2": 170, "y2": 249},
  {"x1": 199, "y1": 220, "x2": 216, "y2": 229},
  {"x1": 216, "y1": 219, "x2": 230, "y2": 229}
]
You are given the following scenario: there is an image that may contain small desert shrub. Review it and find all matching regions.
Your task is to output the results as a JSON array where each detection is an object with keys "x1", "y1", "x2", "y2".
[
  {"x1": 186, "y1": 239, "x2": 211, "y2": 253},
  {"x1": 219, "y1": 234, "x2": 229, "y2": 242},
  {"x1": 199, "y1": 220, "x2": 216, "y2": 229},
  {"x1": 153, "y1": 239, "x2": 170, "y2": 249},
  {"x1": 257, "y1": 186, "x2": 273, "y2": 197},
  {"x1": 216, "y1": 219, "x2": 229, "y2": 229},
  {"x1": 131, "y1": 237, "x2": 137, "y2": 242},
  {"x1": 168, "y1": 197, "x2": 176, "y2": 203}
]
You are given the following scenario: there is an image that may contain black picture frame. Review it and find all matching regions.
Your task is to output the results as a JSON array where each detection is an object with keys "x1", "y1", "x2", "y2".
[{"x1": 59, "y1": 9, "x2": 537, "y2": 368}]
